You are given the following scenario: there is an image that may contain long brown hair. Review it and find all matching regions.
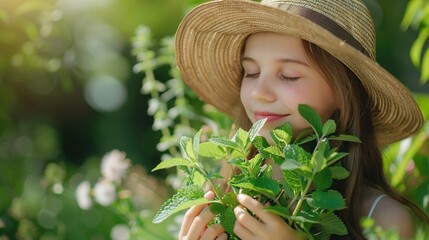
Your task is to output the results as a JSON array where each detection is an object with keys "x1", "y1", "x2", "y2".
[{"x1": 228, "y1": 38, "x2": 429, "y2": 239}]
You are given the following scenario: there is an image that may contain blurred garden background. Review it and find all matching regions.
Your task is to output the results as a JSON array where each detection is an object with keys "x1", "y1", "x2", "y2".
[{"x1": 0, "y1": 0, "x2": 428, "y2": 239}]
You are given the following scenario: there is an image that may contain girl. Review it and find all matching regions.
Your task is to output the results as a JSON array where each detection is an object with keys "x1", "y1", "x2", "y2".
[{"x1": 174, "y1": 0, "x2": 429, "y2": 239}]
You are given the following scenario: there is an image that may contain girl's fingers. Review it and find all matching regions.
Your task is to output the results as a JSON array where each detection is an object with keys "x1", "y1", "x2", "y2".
[
  {"x1": 200, "y1": 223, "x2": 224, "y2": 240},
  {"x1": 233, "y1": 219, "x2": 254, "y2": 240},
  {"x1": 204, "y1": 191, "x2": 215, "y2": 200},
  {"x1": 179, "y1": 203, "x2": 208, "y2": 237},
  {"x1": 236, "y1": 194, "x2": 272, "y2": 222},
  {"x1": 234, "y1": 205, "x2": 263, "y2": 232},
  {"x1": 186, "y1": 206, "x2": 215, "y2": 239},
  {"x1": 179, "y1": 191, "x2": 215, "y2": 238},
  {"x1": 216, "y1": 232, "x2": 228, "y2": 240}
]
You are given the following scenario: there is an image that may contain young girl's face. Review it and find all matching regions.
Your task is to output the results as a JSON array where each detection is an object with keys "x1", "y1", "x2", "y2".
[{"x1": 240, "y1": 32, "x2": 336, "y2": 142}]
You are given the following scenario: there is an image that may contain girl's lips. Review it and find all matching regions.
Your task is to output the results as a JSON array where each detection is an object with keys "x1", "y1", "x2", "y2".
[{"x1": 254, "y1": 112, "x2": 289, "y2": 122}]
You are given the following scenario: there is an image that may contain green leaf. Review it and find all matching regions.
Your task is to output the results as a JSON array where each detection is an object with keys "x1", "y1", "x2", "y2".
[
  {"x1": 281, "y1": 159, "x2": 302, "y2": 170},
  {"x1": 298, "y1": 104, "x2": 323, "y2": 137},
  {"x1": 322, "y1": 119, "x2": 336, "y2": 136},
  {"x1": 234, "y1": 128, "x2": 249, "y2": 148},
  {"x1": 252, "y1": 135, "x2": 269, "y2": 150},
  {"x1": 249, "y1": 118, "x2": 267, "y2": 141},
  {"x1": 209, "y1": 202, "x2": 227, "y2": 215},
  {"x1": 153, "y1": 185, "x2": 207, "y2": 223},
  {"x1": 319, "y1": 212, "x2": 348, "y2": 235},
  {"x1": 311, "y1": 150, "x2": 326, "y2": 173},
  {"x1": 327, "y1": 152, "x2": 348, "y2": 164},
  {"x1": 222, "y1": 192, "x2": 239, "y2": 207},
  {"x1": 191, "y1": 170, "x2": 206, "y2": 186},
  {"x1": 269, "y1": 129, "x2": 291, "y2": 147},
  {"x1": 209, "y1": 137, "x2": 241, "y2": 151},
  {"x1": 180, "y1": 136, "x2": 196, "y2": 160},
  {"x1": 400, "y1": 0, "x2": 422, "y2": 29},
  {"x1": 231, "y1": 177, "x2": 280, "y2": 199},
  {"x1": 152, "y1": 157, "x2": 194, "y2": 171},
  {"x1": 308, "y1": 190, "x2": 345, "y2": 210},
  {"x1": 264, "y1": 205, "x2": 290, "y2": 218},
  {"x1": 328, "y1": 134, "x2": 361, "y2": 143},
  {"x1": 284, "y1": 145, "x2": 311, "y2": 165},
  {"x1": 329, "y1": 166, "x2": 350, "y2": 180},
  {"x1": 276, "y1": 122, "x2": 293, "y2": 136},
  {"x1": 314, "y1": 168, "x2": 333, "y2": 190},
  {"x1": 220, "y1": 206, "x2": 237, "y2": 237},
  {"x1": 421, "y1": 43, "x2": 429, "y2": 83},
  {"x1": 193, "y1": 129, "x2": 202, "y2": 160},
  {"x1": 248, "y1": 154, "x2": 263, "y2": 176},
  {"x1": 294, "y1": 132, "x2": 317, "y2": 145},
  {"x1": 261, "y1": 146, "x2": 284, "y2": 165},
  {"x1": 199, "y1": 142, "x2": 226, "y2": 159},
  {"x1": 410, "y1": 28, "x2": 429, "y2": 67}
]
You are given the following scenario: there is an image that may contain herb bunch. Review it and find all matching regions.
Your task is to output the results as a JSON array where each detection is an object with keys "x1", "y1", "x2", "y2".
[{"x1": 151, "y1": 104, "x2": 361, "y2": 240}]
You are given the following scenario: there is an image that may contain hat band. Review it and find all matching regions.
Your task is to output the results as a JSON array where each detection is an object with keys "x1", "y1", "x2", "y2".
[{"x1": 286, "y1": 5, "x2": 369, "y2": 57}]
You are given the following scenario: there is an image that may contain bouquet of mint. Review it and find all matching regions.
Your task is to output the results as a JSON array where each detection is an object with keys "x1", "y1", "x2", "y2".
[{"x1": 151, "y1": 104, "x2": 361, "y2": 240}]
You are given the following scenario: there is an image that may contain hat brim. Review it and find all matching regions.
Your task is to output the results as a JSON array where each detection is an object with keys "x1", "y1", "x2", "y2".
[{"x1": 175, "y1": 0, "x2": 423, "y2": 145}]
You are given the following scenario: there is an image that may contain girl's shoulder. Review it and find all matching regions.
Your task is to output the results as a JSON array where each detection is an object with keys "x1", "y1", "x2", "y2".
[{"x1": 363, "y1": 188, "x2": 414, "y2": 238}]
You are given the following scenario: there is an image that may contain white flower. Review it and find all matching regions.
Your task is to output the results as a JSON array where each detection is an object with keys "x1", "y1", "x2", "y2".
[
  {"x1": 110, "y1": 224, "x2": 130, "y2": 240},
  {"x1": 93, "y1": 180, "x2": 116, "y2": 206},
  {"x1": 101, "y1": 149, "x2": 131, "y2": 183},
  {"x1": 76, "y1": 181, "x2": 92, "y2": 210}
]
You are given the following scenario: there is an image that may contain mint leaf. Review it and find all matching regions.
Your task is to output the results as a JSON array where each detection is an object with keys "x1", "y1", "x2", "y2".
[
  {"x1": 222, "y1": 192, "x2": 239, "y2": 207},
  {"x1": 199, "y1": 142, "x2": 226, "y2": 159},
  {"x1": 322, "y1": 119, "x2": 336, "y2": 136},
  {"x1": 311, "y1": 150, "x2": 326, "y2": 173},
  {"x1": 252, "y1": 135, "x2": 269, "y2": 150},
  {"x1": 249, "y1": 118, "x2": 267, "y2": 141},
  {"x1": 314, "y1": 168, "x2": 333, "y2": 190},
  {"x1": 319, "y1": 212, "x2": 348, "y2": 235},
  {"x1": 153, "y1": 185, "x2": 207, "y2": 223},
  {"x1": 209, "y1": 137, "x2": 241, "y2": 151},
  {"x1": 327, "y1": 152, "x2": 348, "y2": 164},
  {"x1": 234, "y1": 128, "x2": 249, "y2": 148},
  {"x1": 328, "y1": 134, "x2": 361, "y2": 143},
  {"x1": 261, "y1": 146, "x2": 284, "y2": 165},
  {"x1": 280, "y1": 159, "x2": 302, "y2": 170},
  {"x1": 329, "y1": 166, "x2": 350, "y2": 180},
  {"x1": 191, "y1": 170, "x2": 206, "y2": 186},
  {"x1": 152, "y1": 157, "x2": 194, "y2": 171},
  {"x1": 231, "y1": 177, "x2": 280, "y2": 199},
  {"x1": 180, "y1": 136, "x2": 195, "y2": 161},
  {"x1": 298, "y1": 104, "x2": 323, "y2": 137},
  {"x1": 193, "y1": 129, "x2": 202, "y2": 160},
  {"x1": 308, "y1": 190, "x2": 345, "y2": 210},
  {"x1": 269, "y1": 129, "x2": 291, "y2": 147},
  {"x1": 220, "y1": 206, "x2": 237, "y2": 237},
  {"x1": 284, "y1": 145, "x2": 311, "y2": 165},
  {"x1": 209, "y1": 202, "x2": 227, "y2": 215}
]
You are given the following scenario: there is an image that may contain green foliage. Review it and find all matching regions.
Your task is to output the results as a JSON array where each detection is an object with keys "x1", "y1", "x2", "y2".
[
  {"x1": 153, "y1": 185, "x2": 207, "y2": 224},
  {"x1": 402, "y1": 0, "x2": 429, "y2": 83},
  {"x1": 152, "y1": 104, "x2": 359, "y2": 239}
]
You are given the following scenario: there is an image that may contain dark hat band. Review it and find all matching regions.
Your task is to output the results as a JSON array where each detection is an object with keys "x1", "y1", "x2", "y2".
[{"x1": 287, "y1": 5, "x2": 370, "y2": 57}]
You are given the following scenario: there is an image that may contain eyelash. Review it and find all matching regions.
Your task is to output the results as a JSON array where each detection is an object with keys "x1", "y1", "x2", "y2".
[{"x1": 244, "y1": 73, "x2": 299, "y2": 82}]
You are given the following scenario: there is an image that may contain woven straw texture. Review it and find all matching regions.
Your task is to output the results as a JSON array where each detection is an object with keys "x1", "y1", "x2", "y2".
[{"x1": 175, "y1": 0, "x2": 423, "y2": 145}]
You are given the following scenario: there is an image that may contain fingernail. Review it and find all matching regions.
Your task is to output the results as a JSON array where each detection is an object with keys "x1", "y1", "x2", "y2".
[
  {"x1": 234, "y1": 206, "x2": 243, "y2": 215},
  {"x1": 237, "y1": 194, "x2": 244, "y2": 202}
]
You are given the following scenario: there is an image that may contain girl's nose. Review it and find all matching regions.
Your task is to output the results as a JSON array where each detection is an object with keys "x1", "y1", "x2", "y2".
[{"x1": 251, "y1": 75, "x2": 276, "y2": 102}]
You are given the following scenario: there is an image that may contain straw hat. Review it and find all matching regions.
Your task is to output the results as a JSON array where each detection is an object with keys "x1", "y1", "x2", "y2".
[{"x1": 175, "y1": 0, "x2": 423, "y2": 145}]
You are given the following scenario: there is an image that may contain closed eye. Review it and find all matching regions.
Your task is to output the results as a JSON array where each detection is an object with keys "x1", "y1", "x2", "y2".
[
  {"x1": 244, "y1": 73, "x2": 260, "y2": 78},
  {"x1": 280, "y1": 75, "x2": 299, "y2": 82}
]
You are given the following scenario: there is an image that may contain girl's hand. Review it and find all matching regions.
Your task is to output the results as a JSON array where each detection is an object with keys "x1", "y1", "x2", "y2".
[
  {"x1": 178, "y1": 191, "x2": 228, "y2": 240},
  {"x1": 233, "y1": 194, "x2": 304, "y2": 240}
]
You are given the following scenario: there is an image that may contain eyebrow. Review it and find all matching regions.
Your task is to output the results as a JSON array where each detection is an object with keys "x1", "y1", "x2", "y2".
[{"x1": 241, "y1": 56, "x2": 309, "y2": 67}]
